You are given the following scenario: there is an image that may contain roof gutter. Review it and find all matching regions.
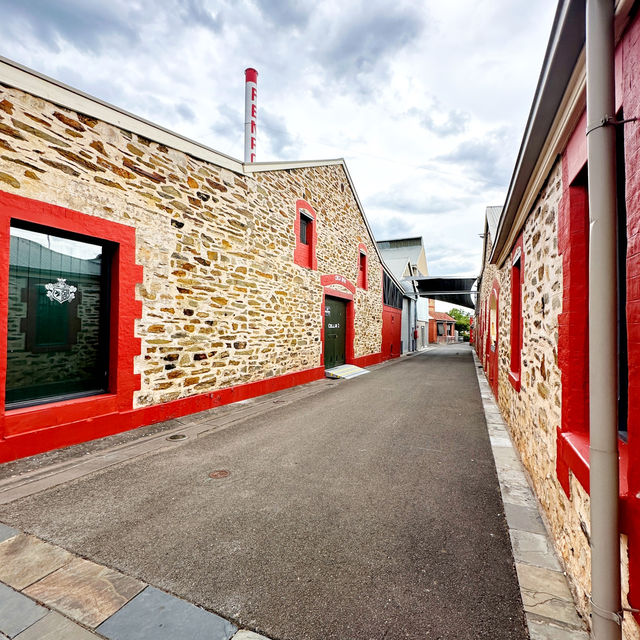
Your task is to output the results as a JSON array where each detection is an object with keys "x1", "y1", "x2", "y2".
[{"x1": 490, "y1": 0, "x2": 585, "y2": 264}]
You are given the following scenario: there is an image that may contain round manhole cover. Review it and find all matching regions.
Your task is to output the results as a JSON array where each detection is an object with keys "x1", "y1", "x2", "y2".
[
  {"x1": 209, "y1": 470, "x2": 230, "y2": 479},
  {"x1": 166, "y1": 433, "x2": 187, "y2": 441}
]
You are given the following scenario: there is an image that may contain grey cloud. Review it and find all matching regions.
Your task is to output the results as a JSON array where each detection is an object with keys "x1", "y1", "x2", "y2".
[
  {"x1": 369, "y1": 215, "x2": 415, "y2": 241},
  {"x1": 0, "y1": 0, "x2": 140, "y2": 54},
  {"x1": 425, "y1": 246, "x2": 480, "y2": 277},
  {"x1": 252, "y1": 0, "x2": 311, "y2": 29},
  {"x1": 316, "y1": 4, "x2": 425, "y2": 91},
  {"x1": 210, "y1": 104, "x2": 242, "y2": 139},
  {"x1": 409, "y1": 106, "x2": 469, "y2": 136},
  {"x1": 180, "y1": 0, "x2": 224, "y2": 33},
  {"x1": 368, "y1": 192, "x2": 470, "y2": 217},
  {"x1": 260, "y1": 109, "x2": 298, "y2": 157},
  {"x1": 435, "y1": 127, "x2": 515, "y2": 189},
  {"x1": 176, "y1": 103, "x2": 197, "y2": 122}
]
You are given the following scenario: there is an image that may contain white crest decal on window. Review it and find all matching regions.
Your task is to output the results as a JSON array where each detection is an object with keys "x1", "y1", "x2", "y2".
[{"x1": 45, "y1": 278, "x2": 77, "y2": 304}]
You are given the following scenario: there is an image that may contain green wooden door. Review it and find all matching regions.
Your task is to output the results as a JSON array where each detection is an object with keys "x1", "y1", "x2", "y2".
[{"x1": 324, "y1": 297, "x2": 346, "y2": 369}]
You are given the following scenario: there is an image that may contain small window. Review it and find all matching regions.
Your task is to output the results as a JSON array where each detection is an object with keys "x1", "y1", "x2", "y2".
[
  {"x1": 357, "y1": 250, "x2": 367, "y2": 289},
  {"x1": 294, "y1": 200, "x2": 317, "y2": 270},
  {"x1": 6, "y1": 222, "x2": 112, "y2": 408},
  {"x1": 300, "y1": 213, "x2": 311, "y2": 245}
]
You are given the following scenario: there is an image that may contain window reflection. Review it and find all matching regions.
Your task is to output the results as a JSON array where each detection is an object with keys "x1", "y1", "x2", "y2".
[{"x1": 6, "y1": 224, "x2": 110, "y2": 408}]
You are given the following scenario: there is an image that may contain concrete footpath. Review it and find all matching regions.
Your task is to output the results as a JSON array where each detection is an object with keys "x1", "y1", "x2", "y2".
[{"x1": 0, "y1": 346, "x2": 583, "y2": 639}]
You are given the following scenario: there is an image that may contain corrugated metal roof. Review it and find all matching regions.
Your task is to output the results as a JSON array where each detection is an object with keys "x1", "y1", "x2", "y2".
[
  {"x1": 380, "y1": 256, "x2": 411, "y2": 281},
  {"x1": 485, "y1": 206, "x2": 502, "y2": 241}
]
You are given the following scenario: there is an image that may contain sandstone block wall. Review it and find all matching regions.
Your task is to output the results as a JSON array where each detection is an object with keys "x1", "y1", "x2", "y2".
[
  {"x1": 0, "y1": 85, "x2": 383, "y2": 410},
  {"x1": 475, "y1": 159, "x2": 640, "y2": 636}
]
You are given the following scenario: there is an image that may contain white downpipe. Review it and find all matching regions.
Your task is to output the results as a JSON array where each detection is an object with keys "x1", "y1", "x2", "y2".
[{"x1": 586, "y1": 0, "x2": 621, "y2": 638}]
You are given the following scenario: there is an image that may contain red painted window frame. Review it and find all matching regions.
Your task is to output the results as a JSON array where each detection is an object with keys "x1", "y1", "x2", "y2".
[
  {"x1": 357, "y1": 243, "x2": 367, "y2": 290},
  {"x1": 0, "y1": 190, "x2": 142, "y2": 440},
  {"x1": 508, "y1": 235, "x2": 524, "y2": 391},
  {"x1": 294, "y1": 199, "x2": 317, "y2": 270},
  {"x1": 556, "y1": 114, "x2": 591, "y2": 497},
  {"x1": 487, "y1": 280, "x2": 500, "y2": 398}
]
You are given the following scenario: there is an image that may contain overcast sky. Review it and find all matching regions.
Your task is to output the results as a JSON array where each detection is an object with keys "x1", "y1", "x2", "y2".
[{"x1": 0, "y1": 0, "x2": 557, "y2": 285}]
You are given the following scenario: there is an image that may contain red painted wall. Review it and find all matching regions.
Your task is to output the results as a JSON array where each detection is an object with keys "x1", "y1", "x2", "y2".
[{"x1": 382, "y1": 305, "x2": 402, "y2": 359}]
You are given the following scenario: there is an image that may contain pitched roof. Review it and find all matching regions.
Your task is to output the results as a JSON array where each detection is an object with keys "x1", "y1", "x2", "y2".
[{"x1": 431, "y1": 311, "x2": 455, "y2": 322}]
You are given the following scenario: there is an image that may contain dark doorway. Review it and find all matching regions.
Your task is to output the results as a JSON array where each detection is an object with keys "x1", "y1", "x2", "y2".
[{"x1": 324, "y1": 297, "x2": 346, "y2": 369}]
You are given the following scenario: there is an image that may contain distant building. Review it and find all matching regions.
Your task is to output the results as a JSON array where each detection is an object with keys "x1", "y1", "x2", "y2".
[
  {"x1": 429, "y1": 311, "x2": 456, "y2": 345},
  {"x1": 377, "y1": 237, "x2": 431, "y2": 352}
]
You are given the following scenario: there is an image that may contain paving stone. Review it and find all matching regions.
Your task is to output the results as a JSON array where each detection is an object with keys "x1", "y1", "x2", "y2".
[
  {"x1": 500, "y1": 482, "x2": 538, "y2": 509},
  {"x1": 14, "y1": 611, "x2": 98, "y2": 639},
  {"x1": 490, "y1": 435, "x2": 513, "y2": 447},
  {"x1": 0, "y1": 582, "x2": 48, "y2": 638},
  {"x1": 0, "y1": 523, "x2": 18, "y2": 543},
  {"x1": 231, "y1": 632, "x2": 271, "y2": 640},
  {"x1": 522, "y1": 591, "x2": 584, "y2": 630},
  {"x1": 0, "y1": 534, "x2": 73, "y2": 590},
  {"x1": 495, "y1": 465, "x2": 532, "y2": 492},
  {"x1": 96, "y1": 586, "x2": 237, "y2": 640},
  {"x1": 515, "y1": 564, "x2": 574, "y2": 601},
  {"x1": 491, "y1": 445, "x2": 521, "y2": 467},
  {"x1": 504, "y1": 503, "x2": 547, "y2": 535},
  {"x1": 510, "y1": 530, "x2": 562, "y2": 571},
  {"x1": 526, "y1": 617, "x2": 588, "y2": 639},
  {"x1": 24, "y1": 557, "x2": 144, "y2": 628}
]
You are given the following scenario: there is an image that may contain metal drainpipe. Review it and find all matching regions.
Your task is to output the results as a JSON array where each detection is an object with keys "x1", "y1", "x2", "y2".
[{"x1": 586, "y1": 0, "x2": 621, "y2": 638}]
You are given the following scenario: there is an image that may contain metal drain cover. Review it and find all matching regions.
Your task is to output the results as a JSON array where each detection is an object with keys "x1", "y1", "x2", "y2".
[
  {"x1": 166, "y1": 433, "x2": 187, "y2": 441},
  {"x1": 209, "y1": 470, "x2": 230, "y2": 479}
]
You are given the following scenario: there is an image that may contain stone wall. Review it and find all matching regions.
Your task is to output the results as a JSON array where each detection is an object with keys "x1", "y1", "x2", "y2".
[
  {"x1": 476, "y1": 160, "x2": 595, "y2": 632},
  {"x1": 0, "y1": 85, "x2": 383, "y2": 409}
]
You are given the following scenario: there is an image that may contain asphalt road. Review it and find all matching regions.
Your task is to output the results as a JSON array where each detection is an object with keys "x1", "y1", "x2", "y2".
[{"x1": 0, "y1": 346, "x2": 527, "y2": 639}]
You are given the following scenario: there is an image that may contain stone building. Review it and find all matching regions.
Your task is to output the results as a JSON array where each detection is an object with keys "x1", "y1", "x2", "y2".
[
  {"x1": 475, "y1": 1, "x2": 640, "y2": 637},
  {"x1": 0, "y1": 56, "x2": 402, "y2": 462},
  {"x1": 377, "y1": 236, "x2": 431, "y2": 352}
]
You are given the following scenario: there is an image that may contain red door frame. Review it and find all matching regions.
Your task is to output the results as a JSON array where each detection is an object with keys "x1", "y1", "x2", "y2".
[{"x1": 320, "y1": 275, "x2": 355, "y2": 367}]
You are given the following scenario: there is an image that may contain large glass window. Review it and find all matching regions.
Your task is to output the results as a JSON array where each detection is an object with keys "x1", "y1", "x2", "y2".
[{"x1": 6, "y1": 222, "x2": 111, "y2": 408}]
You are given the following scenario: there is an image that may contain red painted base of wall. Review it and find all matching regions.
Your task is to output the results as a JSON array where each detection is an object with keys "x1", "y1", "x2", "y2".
[
  {"x1": 353, "y1": 352, "x2": 384, "y2": 367},
  {"x1": 0, "y1": 366, "x2": 326, "y2": 463}
]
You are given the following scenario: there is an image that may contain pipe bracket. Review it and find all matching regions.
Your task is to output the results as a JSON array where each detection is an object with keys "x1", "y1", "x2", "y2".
[
  {"x1": 590, "y1": 597, "x2": 640, "y2": 625},
  {"x1": 586, "y1": 115, "x2": 639, "y2": 136}
]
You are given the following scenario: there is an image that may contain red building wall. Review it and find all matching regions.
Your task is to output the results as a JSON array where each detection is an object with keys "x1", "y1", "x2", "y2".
[{"x1": 382, "y1": 305, "x2": 402, "y2": 360}]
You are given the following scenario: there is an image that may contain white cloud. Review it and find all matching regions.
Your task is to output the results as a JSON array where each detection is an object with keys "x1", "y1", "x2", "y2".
[{"x1": 0, "y1": 0, "x2": 558, "y2": 277}]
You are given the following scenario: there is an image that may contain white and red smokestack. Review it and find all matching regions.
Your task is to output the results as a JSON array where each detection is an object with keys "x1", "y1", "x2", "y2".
[{"x1": 244, "y1": 68, "x2": 258, "y2": 163}]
